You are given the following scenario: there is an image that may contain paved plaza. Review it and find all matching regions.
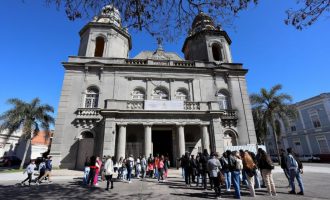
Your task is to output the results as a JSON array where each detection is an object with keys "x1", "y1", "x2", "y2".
[{"x1": 0, "y1": 163, "x2": 330, "y2": 200}]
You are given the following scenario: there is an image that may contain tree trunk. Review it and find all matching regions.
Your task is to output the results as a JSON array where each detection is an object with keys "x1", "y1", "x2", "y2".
[
  {"x1": 271, "y1": 123, "x2": 281, "y2": 165},
  {"x1": 19, "y1": 138, "x2": 31, "y2": 170}
]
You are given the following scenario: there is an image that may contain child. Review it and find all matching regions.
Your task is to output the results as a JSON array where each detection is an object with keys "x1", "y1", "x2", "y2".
[{"x1": 21, "y1": 160, "x2": 36, "y2": 186}]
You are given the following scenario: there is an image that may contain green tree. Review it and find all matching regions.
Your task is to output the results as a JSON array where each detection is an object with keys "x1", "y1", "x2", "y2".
[
  {"x1": 43, "y1": 0, "x2": 329, "y2": 40},
  {"x1": 250, "y1": 84, "x2": 297, "y2": 163},
  {"x1": 0, "y1": 98, "x2": 54, "y2": 169}
]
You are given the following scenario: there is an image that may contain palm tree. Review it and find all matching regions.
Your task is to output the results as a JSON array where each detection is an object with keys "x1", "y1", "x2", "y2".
[
  {"x1": 0, "y1": 98, "x2": 54, "y2": 169},
  {"x1": 250, "y1": 84, "x2": 297, "y2": 163}
]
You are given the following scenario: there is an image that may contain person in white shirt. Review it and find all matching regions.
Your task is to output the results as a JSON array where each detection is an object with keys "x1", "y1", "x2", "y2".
[
  {"x1": 104, "y1": 156, "x2": 114, "y2": 190},
  {"x1": 21, "y1": 160, "x2": 36, "y2": 186},
  {"x1": 126, "y1": 155, "x2": 134, "y2": 183}
]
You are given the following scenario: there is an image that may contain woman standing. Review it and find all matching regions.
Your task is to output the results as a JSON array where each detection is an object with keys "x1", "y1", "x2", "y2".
[
  {"x1": 104, "y1": 156, "x2": 114, "y2": 190},
  {"x1": 242, "y1": 151, "x2": 257, "y2": 197},
  {"x1": 93, "y1": 156, "x2": 102, "y2": 186},
  {"x1": 164, "y1": 155, "x2": 170, "y2": 181},
  {"x1": 232, "y1": 151, "x2": 243, "y2": 199},
  {"x1": 87, "y1": 156, "x2": 96, "y2": 186},
  {"x1": 158, "y1": 155, "x2": 165, "y2": 182},
  {"x1": 220, "y1": 152, "x2": 231, "y2": 192},
  {"x1": 258, "y1": 150, "x2": 276, "y2": 196}
]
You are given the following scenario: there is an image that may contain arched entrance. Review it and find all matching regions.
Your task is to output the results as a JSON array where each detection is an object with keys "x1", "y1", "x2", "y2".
[
  {"x1": 76, "y1": 131, "x2": 94, "y2": 170},
  {"x1": 223, "y1": 130, "x2": 237, "y2": 147}
]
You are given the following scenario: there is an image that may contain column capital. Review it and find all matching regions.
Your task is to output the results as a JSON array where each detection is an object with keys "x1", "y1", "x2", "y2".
[
  {"x1": 117, "y1": 123, "x2": 127, "y2": 127},
  {"x1": 143, "y1": 123, "x2": 153, "y2": 127},
  {"x1": 176, "y1": 123, "x2": 186, "y2": 127}
]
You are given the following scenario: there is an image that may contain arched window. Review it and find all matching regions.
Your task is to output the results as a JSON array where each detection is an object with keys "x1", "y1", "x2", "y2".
[
  {"x1": 212, "y1": 43, "x2": 223, "y2": 61},
  {"x1": 224, "y1": 131, "x2": 237, "y2": 146},
  {"x1": 175, "y1": 88, "x2": 189, "y2": 101},
  {"x1": 84, "y1": 87, "x2": 99, "y2": 108},
  {"x1": 132, "y1": 88, "x2": 145, "y2": 100},
  {"x1": 152, "y1": 87, "x2": 169, "y2": 100},
  {"x1": 81, "y1": 131, "x2": 94, "y2": 138},
  {"x1": 94, "y1": 36, "x2": 105, "y2": 57},
  {"x1": 217, "y1": 90, "x2": 230, "y2": 109}
]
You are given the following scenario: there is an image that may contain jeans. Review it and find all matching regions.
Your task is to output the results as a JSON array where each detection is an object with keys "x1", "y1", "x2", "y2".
[
  {"x1": 155, "y1": 167, "x2": 159, "y2": 178},
  {"x1": 141, "y1": 167, "x2": 146, "y2": 178},
  {"x1": 254, "y1": 169, "x2": 261, "y2": 188},
  {"x1": 241, "y1": 169, "x2": 249, "y2": 186},
  {"x1": 223, "y1": 170, "x2": 231, "y2": 191},
  {"x1": 83, "y1": 167, "x2": 90, "y2": 185},
  {"x1": 87, "y1": 168, "x2": 96, "y2": 186},
  {"x1": 232, "y1": 171, "x2": 241, "y2": 199},
  {"x1": 184, "y1": 168, "x2": 191, "y2": 185},
  {"x1": 22, "y1": 173, "x2": 33, "y2": 185},
  {"x1": 158, "y1": 168, "x2": 164, "y2": 181},
  {"x1": 127, "y1": 167, "x2": 132, "y2": 181},
  {"x1": 289, "y1": 169, "x2": 304, "y2": 193},
  {"x1": 283, "y1": 168, "x2": 290, "y2": 183}
]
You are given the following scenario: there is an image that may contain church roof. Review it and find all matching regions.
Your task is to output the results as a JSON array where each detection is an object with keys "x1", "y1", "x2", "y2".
[{"x1": 133, "y1": 49, "x2": 183, "y2": 61}]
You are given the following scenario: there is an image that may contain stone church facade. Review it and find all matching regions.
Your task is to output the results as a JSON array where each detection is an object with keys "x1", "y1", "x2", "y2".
[{"x1": 50, "y1": 5, "x2": 257, "y2": 169}]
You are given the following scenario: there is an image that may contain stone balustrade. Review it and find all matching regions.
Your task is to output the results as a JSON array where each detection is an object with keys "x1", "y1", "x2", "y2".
[
  {"x1": 76, "y1": 108, "x2": 101, "y2": 119},
  {"x1": 104, "y1": 100, "x2": 237, "y2": 115},
  {"x1": 184, "y1": 102, "x2": 200, "y2": 110}
]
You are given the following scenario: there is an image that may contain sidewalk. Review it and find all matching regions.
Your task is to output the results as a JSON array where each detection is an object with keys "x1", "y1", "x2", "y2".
[
  {"x1": 1, "y1": 164, "x2": 329, "y2": 182},
  {"x1": 0, "y1": 169, "x2": 83, "y2": 181}
]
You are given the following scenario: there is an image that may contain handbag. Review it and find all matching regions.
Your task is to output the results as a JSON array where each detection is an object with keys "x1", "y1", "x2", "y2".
[{"x1": 217, "y1": 171, "x2": 225, "y2": 185}]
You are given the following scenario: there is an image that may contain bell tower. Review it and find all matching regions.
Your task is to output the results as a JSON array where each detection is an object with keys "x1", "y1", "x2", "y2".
[
  {"x1": 182, "y1": 13, "x2": 232, "y2": 63},
  {"x1": 78, "y1": 5, "x2": 132, "y2": 58}
]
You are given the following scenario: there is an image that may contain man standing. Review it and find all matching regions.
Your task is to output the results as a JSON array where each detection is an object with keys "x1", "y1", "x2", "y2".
[
  {"x1": 141, "y1": 155, "x2": 147, "y2": 179},
  {"x1": 287, "y1": 148, "x2": 304, "y2": 195},
  {"x1": 200, "y1": 149, "x2": 210, "y2": 190},
  {"x1": 280, "y1": 149, "x2": 290, "y2": 186},
  {"x1": 126, "y1": 154, "x2": 134, "y2": 183},
  {"x1": 207, "y1": 152, "x2": 222, "y2": 199}
]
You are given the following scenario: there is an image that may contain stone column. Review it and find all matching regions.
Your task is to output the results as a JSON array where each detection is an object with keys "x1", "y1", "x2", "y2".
[
  {"x1": 103, "y1": 118, "x2": 116, "y2": 157},
  {"x1": 201, "y1": 125, "x2": 210, "y2": 153},
  {"x1": 177, "y1": 125, "x2": 185, "y2": 157},
  {"x1": 116, "y1": 124, "x2": 127, "y2": 161},
  {"x1": 144, "y1": 124, "x2": 152, "y2": 157}
]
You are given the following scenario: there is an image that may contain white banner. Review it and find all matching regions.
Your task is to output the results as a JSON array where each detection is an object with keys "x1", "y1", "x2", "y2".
[{"x1": 144, "y1": 100, "x2": 184, "y2": 110}]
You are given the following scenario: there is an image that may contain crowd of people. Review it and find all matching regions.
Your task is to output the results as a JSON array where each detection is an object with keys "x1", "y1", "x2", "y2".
[
  {"x1": 21, "y1": 148, "x2": 305, "y2": 199},
  {"x1": 21, "y1": 156, "x2": 53, "y2": 186},
  {"x1": 177, "y1": 147, "x2": 305, "y2": 199},
  {"x1": 83, "y1": 153, "x2": 171, "y2": 190}
]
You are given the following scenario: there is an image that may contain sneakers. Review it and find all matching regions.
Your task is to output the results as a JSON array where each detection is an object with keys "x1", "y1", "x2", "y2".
[
  {"x1": 217, "y1": 196, "x2": 222, "y2": 200},
  {"x1": 20, "y1": 182, "x2": 25, "y2": 186},
  {"x1": 289, "y1": 190, "x2": 296, "y2": 194},
  {"x1": 297, "y1": 191, "x2": 304, "y2": 195}
]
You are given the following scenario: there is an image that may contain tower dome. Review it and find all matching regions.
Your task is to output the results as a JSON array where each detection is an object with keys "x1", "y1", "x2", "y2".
[
  {"x1": 92, "y1": 5, "x2": 122, "y2": 28},
  {"x1": 190, "y1": 12, "x2": 217, "y2": 36}
]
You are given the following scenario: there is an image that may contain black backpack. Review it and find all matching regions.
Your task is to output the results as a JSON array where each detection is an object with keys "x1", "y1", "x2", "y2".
[{"x1": 227, "y1": 156, "x2": 237, "y2": 171}]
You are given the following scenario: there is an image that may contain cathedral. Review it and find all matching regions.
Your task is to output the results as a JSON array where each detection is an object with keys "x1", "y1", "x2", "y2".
[{"x1": 50, "y1": 5, "x2": 257, "y2": 169}]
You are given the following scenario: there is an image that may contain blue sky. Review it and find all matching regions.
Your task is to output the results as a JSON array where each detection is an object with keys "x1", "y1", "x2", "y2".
[{"x1": 0, "y1": 0, "x2": 329, "y2": 117}]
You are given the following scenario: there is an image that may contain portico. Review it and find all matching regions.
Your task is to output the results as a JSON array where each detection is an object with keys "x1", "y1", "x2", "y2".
[{"x1": 112, "y1": 120, "x2": 211, "y2": 165}]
